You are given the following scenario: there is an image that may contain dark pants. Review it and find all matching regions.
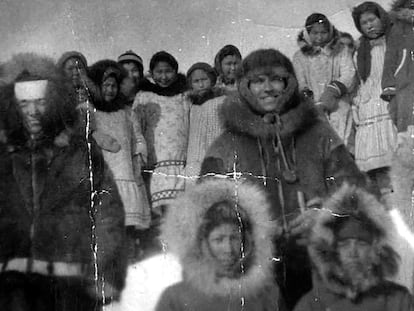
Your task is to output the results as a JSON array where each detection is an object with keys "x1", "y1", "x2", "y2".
[{"x1": 0, "y1": 272, "x2": 100, "y2": 311}]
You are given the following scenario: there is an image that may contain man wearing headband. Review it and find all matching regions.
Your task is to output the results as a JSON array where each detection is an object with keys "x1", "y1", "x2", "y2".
[{"x1": 0, "y1": 53, "x2": 126, "y2": 311}]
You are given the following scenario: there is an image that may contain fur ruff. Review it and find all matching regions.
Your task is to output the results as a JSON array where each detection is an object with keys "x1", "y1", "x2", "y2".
[
  {"x1": 0, "y1": 53, "x2": 77, "y2": 148},
  {"x1": 220, "y1": 87, "x2": 319, "y2": 141},
  {"x1": 297, "y1": 27, "x2": 342, "y2": 56},
  {"x1": 186, "y1": 87, "x2": 226, "y2": 106},
  {"x1": 139, "y1": 73, "x2": 187, "y2": 97},
  {"x1": 161, "y1": 179, "x2": 280, "y2": 298},
  {"x1": 309, "y1": 184, "x2": 399, "y2": 300}
]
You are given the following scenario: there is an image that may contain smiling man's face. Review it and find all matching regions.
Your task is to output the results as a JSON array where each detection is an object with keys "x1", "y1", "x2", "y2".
[{"x1": 248, "y1": 66, "x2": 287, "y2": 113}]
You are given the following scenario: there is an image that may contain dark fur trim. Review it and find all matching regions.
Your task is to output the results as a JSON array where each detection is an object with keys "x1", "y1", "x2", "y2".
[
  {"x1": 297, "y1": 28, "x2": 343, "y2": 56},
  {"x1": 309, "y1": 184, "x2": 399, "y2": 299},
  {"x1": 389, "y1": 7, "x2": 414, "y2": 23},
  {"x1": 139, "y1": 73, "x2": 187, "y2": 96},
  {"x1": 220, "y1": 78, "x2": 319, "y2": 140},
  {"x1": 186, "y1": 87, "x2": 225, "y2": 106},
  {"x1": 391, "y1": 0, "x2": 412, "y2": 10}
]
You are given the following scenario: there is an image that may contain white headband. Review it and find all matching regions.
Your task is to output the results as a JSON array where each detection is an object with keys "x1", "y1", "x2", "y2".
[{"x1": 14, "y1": 80, "x2": 48, "y2": 101}]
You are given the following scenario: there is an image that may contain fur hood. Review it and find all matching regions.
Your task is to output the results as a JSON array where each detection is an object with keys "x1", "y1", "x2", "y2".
[
  {"x1": 220, "y1": 87, "x2": 319, "y2": 141},
  {"x1": 309, "y1": 184, "x2": 399, "y2": 300},
  {"x1": 186, "y1": 86, "x2": 226, "y2": 106},
  {"x1": 390, "y1": 0, "x2": 414, "y2": 23},
  {"x1": 161, "y1": 179, "x2": 280, "y2": 297},
  {"x1": 297, "y1": 27, "x2": 343, "y2": 56},
  {"x1": 0, "y1": 53, "x2": 77, "y2": 149},
  {"x1": 139, "y1": 73, "x2": 187, "y2": 97}
]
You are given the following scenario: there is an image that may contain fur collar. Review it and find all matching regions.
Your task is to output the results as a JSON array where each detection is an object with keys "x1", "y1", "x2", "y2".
[
  {"x1": 220, "y1": 89, "x2": 319, "y2": 141},
  {"x1": 139, "y1": 73, "x2": 187, "y2": 97},
  {"x1": 309, "y1": 184, "x2": 399, "y2": 300},
  {"x1": 186, "y1": 87, "x2": 226, "y2": 106},
  {"x1": 161, "y1": 179, "x2": 280, "y2": 297},
  {"x1": 297, "y1": 28, "x2": 342, "y2": 56}
]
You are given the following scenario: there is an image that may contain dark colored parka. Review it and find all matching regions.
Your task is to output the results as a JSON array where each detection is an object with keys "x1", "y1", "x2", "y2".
[
  {"x1": 382, "y1": 0, "x2": 414, "y2": 132},
  {"x1": 294, "y1": 184, "x2": 414, "y2": 311},
  {"x1": 0, "y1": 53, "x2": 126, "y2": 299},
  {"x1": 200, "y1": 50, "x2": 367, "y2": 308}
]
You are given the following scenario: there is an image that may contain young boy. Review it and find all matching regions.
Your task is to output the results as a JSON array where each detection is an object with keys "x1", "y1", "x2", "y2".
[{"x1": 294, "y1": 184, "x2": 413, "y2": 310}]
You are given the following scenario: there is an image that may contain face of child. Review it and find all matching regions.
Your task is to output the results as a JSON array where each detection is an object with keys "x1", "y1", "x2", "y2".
[
  {"x1": 122, "y1": 62, "x2": 141, "y2": 86},
  {"x1": 190, "y1": 69, "x2": 212, "y2": 94},
  {"x1": 337, "y1": 238, "x2": 372, "y2": 274},
  {"x1": 207, "y1": 223, "x2": 241, "y2": 276},
  {"x1": 308, "y1": 23, "x2": 330, "y2": 47},
  {"x1": 248, "y1": 66, "x2": 287, "y2": 113},
  {"x1": 339, "y1": 37, "x2": 354, "y2": 52},
  {"x1": 221, "y1": 55, "x2": 241, "y2": 83},
  {"x1": 360, "y1": 12, "x2": 383, "y2": 39},
  {"x1": 151, "y1": 61, "x2": 177, "y2": 88},
  {"x1": 102, "y1": 76, "x2": 118, "y2": 103},
  {"x1": 63, "y1": 57, "x2": 86, "y2": 88}
]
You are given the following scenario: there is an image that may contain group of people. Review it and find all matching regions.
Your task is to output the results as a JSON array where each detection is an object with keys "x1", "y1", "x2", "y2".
[{"x1": 1, "y1": 0, "x2": 414, "y2": 310}]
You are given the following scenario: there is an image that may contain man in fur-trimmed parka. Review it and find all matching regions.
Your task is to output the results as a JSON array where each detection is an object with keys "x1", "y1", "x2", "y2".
[
  {"x1": 0, "y1": 53, "x2": 126, "y2": 311},
  {"x1": 294, "y1": 184, "x2": 414, "y2": 311},
  {"x1": 201, "y1": 48, "x2": 368, "y2": 309}
]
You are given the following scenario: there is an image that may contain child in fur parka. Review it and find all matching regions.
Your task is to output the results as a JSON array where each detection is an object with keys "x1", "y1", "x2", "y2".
[
  {"x1": 89, "y1": 60, "x2": 150, "y2": 257},
  {"x1": 156, "y1": 179, "x2": 287, "y2": 311},
  {"x1": 185, "y1": 62, "x2": 226, "y2": 184},
  {"x1": 293, "y1": 13, "x2": 356, "y2": 152},
  {"x1": 132, "y1": 51, "x2": 189, "y2": 216},
  {"x1": 294, "y1": 184, "x2": 413, "y2": 311}
]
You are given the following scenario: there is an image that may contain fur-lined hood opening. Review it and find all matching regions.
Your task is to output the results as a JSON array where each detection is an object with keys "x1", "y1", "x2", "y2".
[
  {"x1": 220, "y1": 87, "x2": 319, "y2": 141},
  {"x1": 161, "y1": 179, "x2": 280, "y2": 297},
  {"x1": 0, "y1": 53, "x2": 77, "y2": 148},
  {"x1": 309, "y1": 184, "x2": 399, "y2": 300},
  {"x1": 297, "y1": 27, "x2": 343, "y2": 56}
]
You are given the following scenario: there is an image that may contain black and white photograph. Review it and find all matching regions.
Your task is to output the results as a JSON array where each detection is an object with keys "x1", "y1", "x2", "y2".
[{"x1": 1, "y1": 0, "x2": 414, "y2": 310}]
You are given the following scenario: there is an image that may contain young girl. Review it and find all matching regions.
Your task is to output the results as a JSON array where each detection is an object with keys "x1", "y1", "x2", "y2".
[
  {"x1": 157, "y1": 179, "x2": 287, "y2": 311},
  {"x1": 351, "y1": 2, "x2": 397, "y2": 193},
  {"x1": 185, "y1": 62, "x2": 226, "y2": 184},
  {"x1": 89, "y1": 60, "x2": 150, "y2": 257},
  {"x1": 214, "y1": 44, "x2": 242, "y2": 92},
  {"x1": 133, "y1": 51, "x2": 189, "y2": 216},
  {"x1": 293, "y1": 13, "x2": 356, "y2": 152}
]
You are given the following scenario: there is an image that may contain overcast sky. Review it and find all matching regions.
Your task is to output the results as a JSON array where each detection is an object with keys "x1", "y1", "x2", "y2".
[{"x1": 1, "y1": 0, "x2": 391, "y2": 71}]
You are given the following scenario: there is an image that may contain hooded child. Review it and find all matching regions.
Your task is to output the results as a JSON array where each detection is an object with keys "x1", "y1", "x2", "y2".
[
  {"x1": 382, "y1": 0, "x2": 414, "y2": 137},
  {"x1": 351, "y1": 2, "x2": 398, "y2": 195},
  {"x1": 201, "y1": 48, "x2": 368, "y2": 309},
  {"x1": 88, "y1": 60, "x2": 150, "y2": 259},
  {"x1": 185, "y1": 62, "x2": 226, "y2": 184},
  {"x1": 156, "y1": 179, "x2": 287, "y2": 311},
  {"x1": 294, "y1": 184, "x2": 413, "y2": 311},
  {"x1": 132, "y1": 51, "x2": 189, "y2": 216},
  {"x1": 292, "y1": 13, "x2": 356, "y2": 152},
  {"x1": 214, "y1": 44, "x2": 242, "y2": 92},
  {"x1": 57, "y1": 51, "x2": 121, "y2": 153},
  {"x1": 118, "y1": 50, "x2": 144, "y2": 105},
  {"x1": 0, "y1": 53, "x2": 126, "y2": 310}
]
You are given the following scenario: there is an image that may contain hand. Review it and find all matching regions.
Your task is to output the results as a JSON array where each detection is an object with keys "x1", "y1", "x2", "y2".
[
  {"x1": 319, "y1": 88, "x2": 340, "y2": 113},
  {"x1": 288, "y1": 204, "x2": 322, "y2": 245}
]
